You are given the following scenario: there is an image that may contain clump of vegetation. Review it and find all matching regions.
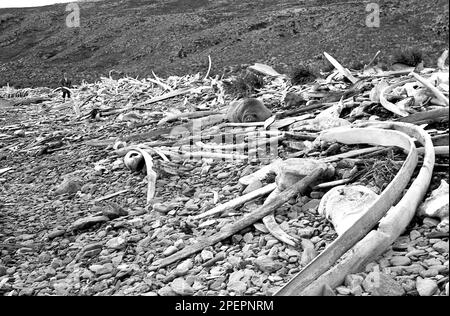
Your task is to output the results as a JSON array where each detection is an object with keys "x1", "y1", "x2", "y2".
[
  {"x1": 320, "y1": 61, "x2": 336, "y2": 74},
  {"x1": 0, "y1": 13, "x2": 15, "y2": 25},
  {"x1": 392, "y1": 48, "x2": 424, "y2": 67},
  {"x1": 224, "y1": 71, "x2": 265, "y2": 98},
  {"x1": 290, "y1": 65, "x2": 316, "y2": 85}
]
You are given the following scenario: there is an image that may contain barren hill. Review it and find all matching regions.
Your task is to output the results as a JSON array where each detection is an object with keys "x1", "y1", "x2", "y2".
[{"x1": 0, "y1": 0, "x2": 448, "y2": 87}]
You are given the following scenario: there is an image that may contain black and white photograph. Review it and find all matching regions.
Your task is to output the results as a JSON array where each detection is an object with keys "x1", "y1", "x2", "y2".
[{"x1": 0, "y1": 0, "x2": 448, "y2": 302}]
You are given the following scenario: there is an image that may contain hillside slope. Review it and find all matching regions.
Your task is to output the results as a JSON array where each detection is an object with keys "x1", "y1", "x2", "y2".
[{"x1": 0, "y1": 0, "x2": 448, "y2": 87}]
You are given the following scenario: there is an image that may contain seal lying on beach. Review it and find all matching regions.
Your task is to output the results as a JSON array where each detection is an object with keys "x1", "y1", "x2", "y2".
[{"x1": 226, "y1": 98, "x2": 273, "y2": 123}]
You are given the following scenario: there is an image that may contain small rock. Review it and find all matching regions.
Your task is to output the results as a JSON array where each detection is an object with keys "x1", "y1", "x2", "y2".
[
  {"x1": 265, "y1": 239, "x2": 279, "y2": 248},
  {"x1": 53, "y1": 281, "x2": 72, "y2": 296},
  {"x1": 423, "y1": 217, "x2": 440, "y2": 228},
  {"x1": 297, "y1": 227, "x2": 315, "y2": 238},
  {"x1": 174, "y1": 259, "x2": 193, "y2": 277},
  {"x1": 419, "y1": 268, "x2": 439, "y2": 278},
  {"x1": 47, "y1": 229, "x2": 65, "y2": 239},
  {"x1": 345, "y1": 274, "x2": 364, "y2": 289},
  {"x1": 310, "y1": 191, "x2": 324, "y2": 199},
  {"x1": 432, "y1": 241, "x2": 449, "y2": 254},
  {"x1": 285, "y1": 248, "x2": 300, "y2": 258},
  {"x1": 300, "y1": 239, "x2": 317, "y2": 266},
  {"x1": 362, "y1": 272, "x2": 405, "y2": 296},
  {"x1": 351, "y1": 285, "x2": 364, "y2": 296},
  {"x1": 171, "y1": 278, "x2": 194, "y2": 296},
  {"x1": 409, "y1": 230, "x2": 421, "y2": 241},
  {"x1": 301, "y1": 199, "x2": 320, "y2": 214},
  {"x1": 227, "y1": 281, "x2": 247, "y2": 295},
  {"x1": 70, "y1": 216, "x2": 109, "y2": 231},
  {"x1": 141, "y1": 292, "x2": 158, "y2": 296},
  {"x1": 14, "y1": 129, "x2": 25, "y2": 137},
  {"x1": 54, "y1": 177, "x2": 82, "y2": 195},
  {"x1": 390, "y1": 256, "x2": 411, "y2": 266},
  {"x1": 106, "y1": 237, "x2": 127, "y2": 250},
  {"x1": 416, "y1": 277, "x2": 438, "y2": 296},
  {"x1": 335, "y1": 286, "x2": 352, "y2": 295},
  {"x1": 50, "y1": 258, "x2": 63, "y2": 269},
  {"x1": 227, "y1": 256, "x2": 242, "y2": 268},
  {"x1": 201, "y1": 250, "x2": 214, "y2": 262},
  {"x1": 243, "y1": 232, "x2": 254, "y2": 243},
  {"x1": 89, "y1": 263, "x2": 114, "y2": 275},
  {"x1": 229, "y1": 271, "x2": 245, "y2": 284},
  {"x1": 102, "y1": 203, "x2": 128, "y2": 219},
  {"x1": 402, "y1": 264, "x2": 425, "y2": 275},
  {"x1": 158, "y1": 285, "x2": 178, "y2": 296},
  {"x1": 254, "y1": 256, "x2": 283, "y2": 273},
  {"x1": 163, "y1": 246, "x2": 178, "y2": 257},
  {"x1": 217, "y1": 172, "x2": 230, "y2": 180},
  {"x1": 0, "y1": 265, "x2": 6, "y2": 277}
]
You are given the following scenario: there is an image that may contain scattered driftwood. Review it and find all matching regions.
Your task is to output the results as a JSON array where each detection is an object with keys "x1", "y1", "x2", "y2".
[
  {"x1": 157, "y1": 110, "x2": 221, "y2": 126},
  {"x1": 191, "y1": 183, "x2": 277, "y2": 220},
  {"x1": 126, "y1": 147, "x2": 157, "y2": 204},
  {"x1": 275, "y1": 125, "x2": 418, "y2": 295},
  {"x1": 397, "y1": 107, "x2": 449, "y2": 124},
  {"x1": 323, "y1": 52, "x2": 358, "y2": 84},
  {"x1": 151, "y1": 168, "x2": 325, "y2": 270},
  {"x1": 297, "y1": 121, "x2": 434, "y2": 296},
  {"x1": 410, "y1": 72, "x2": 449, "y2": 106},
  {"x1": 93, "y1": 189, "x2": 129, "y2": 203}
]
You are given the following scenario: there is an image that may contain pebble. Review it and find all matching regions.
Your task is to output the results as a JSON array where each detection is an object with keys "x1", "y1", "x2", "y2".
[
  {"x1": 345, "y1": 274, "x2": 364, "y2": 289},
  {"x1": 297, "y1": 228, "x2": 315, "y2": 238},
  {"x1": 254, "y1": 256, "x2": 283, "y2": 273},
  {"x1": 390, "y1": 256, "x2": 411, "y2": 266},
  {"x1": 163, "y1": 246, "x2": 178, "y2": 257},
  {"x1": 265, "y1": 239, "x2": 279, "y2": 248},
  {"x1": 106, "y1": 236, "x2": 127, "y2": 250},
  {"x1": 157, "y1": 285, "x2": 178, "y2": 296},
  {"x1": 89, "y1": 263, "x2": 114, "y2": 276},
  {"x1": 335, "y1": 286, "x2": 352, "y2": 295},
  {"x1": 362, "y1": 272, "x2": 405, "y2": 296},
  {"x1": 300, "y1": 239, "x2": 317, "y2": 266},
  {"x1": 54, "y1": 177, "x2": 82, "y2": 195},
  {"x1": 0, "y1": 266, "x2": 6, "y2": 277},
  {"x1": 174, "y1": 259, "x2": 193, "y2": 277},
  {"x1": 301, "y1": 199, "x2": 320, "y2": 214},
  {"x1": 243, "y1": 232, "x2": 254, "y2": 243},
  {"x1": 419, "y1": 268, "x2": 439, "y2": 278},
  {"x1": 227, "y1": 281, "x2": 247, "y2": 294},
  {"x1": 171, "y1": 277, "x2": 194, "y2": 296},
  {"x1": 101, "y1": 203, "x2": 128, "y2": 219},
  {"x1": 432, "y1": 241, "x2": 449, "y2": 254},
  {"x1": 70, "y1": 216, "x2": 109, "y2": 231},
  {"x1": 217, "y1": 172, "x2": 230, "y2": 180},
  {"x1": 200, "y1": 250, "x2": 214, "y2": 262},
  {"x1": 423, "y1": 217, "x2": 440, "y2": 228},
  {"x1": 409, "y1": 230, "x2": 421, "y2": 240},
  {"x1": 310, "y1": 191, "x2": 324, "y2": 199},
  {"x1": 416, "y1": 277, "x2": 438, "y2": 296},
  {"x1": 47, "y1": 229, "x2": 65, "y2": 239},
  {"x1": 402, "y1": 264, "x2": 425, "y2": 275}
]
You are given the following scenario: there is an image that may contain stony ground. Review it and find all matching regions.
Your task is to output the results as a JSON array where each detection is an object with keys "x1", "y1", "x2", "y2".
[{"x1": 0, "y1": 91, "x2": 448, "y2": 296}]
